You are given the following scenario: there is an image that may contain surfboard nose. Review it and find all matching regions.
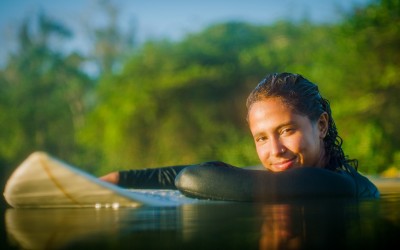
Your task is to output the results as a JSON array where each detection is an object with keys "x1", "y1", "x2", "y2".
[{"x1": 3, "y1": 152, "x2": 52, "y2": 208}]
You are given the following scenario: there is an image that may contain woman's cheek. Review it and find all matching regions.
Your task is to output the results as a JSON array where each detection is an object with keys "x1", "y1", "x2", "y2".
[
  {"x1": 256, "y1": 144, "x2": 269, "y2": 165},
  {"x1": 283, "y1": 135, "x2": 302, "y2": 153}
]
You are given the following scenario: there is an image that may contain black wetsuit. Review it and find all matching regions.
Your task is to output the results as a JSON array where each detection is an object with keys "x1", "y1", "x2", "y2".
[
  {"x1": 117, "y1": 161, "x2": 379, "y2": 201},
  {"x1": 118, "y1": 161, "x2": 230, "y2": 189}
]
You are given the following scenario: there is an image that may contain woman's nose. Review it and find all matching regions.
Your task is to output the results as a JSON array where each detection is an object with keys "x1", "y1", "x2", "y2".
[{"x1": 270, "y1": 137, "x2": 286, "y2": 156}]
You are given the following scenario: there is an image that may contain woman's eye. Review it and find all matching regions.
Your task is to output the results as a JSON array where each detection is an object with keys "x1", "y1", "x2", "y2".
[
  {"x1": 256, "y1": 136, "x2": 267, "y2": 142},
  {"x1": 281, "y1": 128, "x2": 294, "y2": 135}
]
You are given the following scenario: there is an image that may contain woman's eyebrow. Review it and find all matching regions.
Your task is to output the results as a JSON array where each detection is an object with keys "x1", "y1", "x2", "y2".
[{"x1": 276, "y1": 120, "x2": 297, "y2": 130}]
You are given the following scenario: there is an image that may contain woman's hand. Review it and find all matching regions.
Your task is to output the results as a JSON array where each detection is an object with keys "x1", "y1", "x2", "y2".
[{"x1": 99, "y1": 172, "x2": 119, "y2": 184}]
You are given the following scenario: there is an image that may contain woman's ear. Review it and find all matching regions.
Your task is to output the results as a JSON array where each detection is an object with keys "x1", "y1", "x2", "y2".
[{"x1": 318, "y1": 112, "x2": 329, "y2": 138}]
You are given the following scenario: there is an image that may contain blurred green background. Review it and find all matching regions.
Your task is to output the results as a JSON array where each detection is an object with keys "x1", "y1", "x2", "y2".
[{"x1": 0, "y1": 0, "x2": 399, "y2": 178}]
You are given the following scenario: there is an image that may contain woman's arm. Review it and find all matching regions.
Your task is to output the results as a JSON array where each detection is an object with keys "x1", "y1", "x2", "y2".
[
  {"x1": 100, "y1": 165, "x2": 188, "y2": 189},
  {"x1": 175, "y1": 164, "x2": 358, "y2": 201},
  {"x1": 99, "y1": 161, "x2": 232, "y2": 189}
]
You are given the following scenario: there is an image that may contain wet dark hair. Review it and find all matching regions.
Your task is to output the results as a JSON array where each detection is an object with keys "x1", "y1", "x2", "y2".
[{"x1": 246, "y1": 72, "x2": 357, "y2": 171}]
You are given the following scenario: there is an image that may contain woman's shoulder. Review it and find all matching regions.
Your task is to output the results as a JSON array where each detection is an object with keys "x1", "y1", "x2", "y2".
[{"x1": 336, "y1": 167, "x2": 380, "y2": 199}]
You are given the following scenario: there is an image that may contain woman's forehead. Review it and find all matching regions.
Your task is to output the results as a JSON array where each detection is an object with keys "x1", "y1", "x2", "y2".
[
  {"x1": 249, "y1": 97, "x2": 290, "y2": 112},
  {"x1": 248, "y1": 97, "x2": 310, "y2": 125}
]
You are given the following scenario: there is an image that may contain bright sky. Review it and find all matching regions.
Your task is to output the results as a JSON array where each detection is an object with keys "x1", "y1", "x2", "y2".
[{"x1": 0, "y1": 0, "x2": 371, "y2": 67}]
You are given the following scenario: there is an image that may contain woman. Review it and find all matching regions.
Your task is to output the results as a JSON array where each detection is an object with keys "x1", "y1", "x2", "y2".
[{"x1": 101, "y1": 73, "x2": 379, "y2": 201}]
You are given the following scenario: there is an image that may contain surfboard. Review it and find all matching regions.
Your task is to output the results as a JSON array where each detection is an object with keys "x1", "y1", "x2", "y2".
[{"x1": 3, "y1": 152, "x2": 208, "y2": 208}]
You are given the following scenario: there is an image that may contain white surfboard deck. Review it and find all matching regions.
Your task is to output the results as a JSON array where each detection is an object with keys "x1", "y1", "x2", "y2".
[{"x1": 3, "y1": 152, "x2": 207, "y2": 208}]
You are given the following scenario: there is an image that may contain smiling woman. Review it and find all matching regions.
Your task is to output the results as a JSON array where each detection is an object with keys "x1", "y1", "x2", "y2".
[
  {"x1": 101, "y1": 72, "x2": 379, "y2": 201},
  {"x1": 246, "y1": 73, "x2": 346, "y2": 172},
  {"x1": 247, "y1": 97, "x2": 328, "y2": 172}
]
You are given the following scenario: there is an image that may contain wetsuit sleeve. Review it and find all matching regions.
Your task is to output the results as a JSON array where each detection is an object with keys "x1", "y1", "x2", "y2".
[
  {"x1": 117, "y1": 161, "x2": 232, "y2": 189},
  {"x1": 117, "y1": 165, "x2": 188, "y2": 189},
  {"x1": 175, "y1": 163, "x2": 358, "y2": 201}
]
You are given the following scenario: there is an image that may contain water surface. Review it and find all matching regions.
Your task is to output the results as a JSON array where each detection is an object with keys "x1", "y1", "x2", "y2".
[{"x1": 3, "y1": 190, "x2": 400, "y2": 249}]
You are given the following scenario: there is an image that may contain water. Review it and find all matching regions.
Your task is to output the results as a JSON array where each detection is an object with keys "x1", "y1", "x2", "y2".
[{"x1": 2, "y1": 192, "x2": 400, "y2": 250}]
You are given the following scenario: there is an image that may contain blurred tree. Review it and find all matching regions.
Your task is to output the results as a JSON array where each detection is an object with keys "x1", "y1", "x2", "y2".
[
  {"x1": 86, "y1": 0, "x2": 136, "y2": 76},
  {"x1": 0, "y1": 13, "x2": 93, "y2": 169},
  {"x1": 329, "y1": 0, "x2": 400, "y2": 173}
]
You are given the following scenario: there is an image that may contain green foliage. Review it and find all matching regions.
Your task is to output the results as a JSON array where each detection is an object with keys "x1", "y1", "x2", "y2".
[
  {"x1": 330, "y1": 0, "x2": 400, "y2": 173},
  {"x1": 87, "y1": 0, "x2": 136, "y2": 75},
  {"x1": 1, "y1": 0, "x2": 399, "y2": 175},
  {"x1": 80, "y1": 25, "x2": 265, "y2": 172},
  {"x1": 0, "y1": 13, "x2": 93, "y2": 169}
]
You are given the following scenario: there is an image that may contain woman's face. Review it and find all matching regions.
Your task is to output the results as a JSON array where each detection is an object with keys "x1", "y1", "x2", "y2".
[{"x1": 248, "y1": 97, "x2": 328, "y2": 172}]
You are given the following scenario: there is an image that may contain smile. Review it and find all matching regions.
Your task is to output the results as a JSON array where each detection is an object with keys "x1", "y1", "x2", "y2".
[{"x1": 271, "y1": 157, "x2": 296, "y2": 171}]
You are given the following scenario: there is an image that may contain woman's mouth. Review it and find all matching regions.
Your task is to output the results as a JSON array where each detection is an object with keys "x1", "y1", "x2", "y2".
[{"x1": 271, "y1": 158, "x2": 296, "y2": 171}]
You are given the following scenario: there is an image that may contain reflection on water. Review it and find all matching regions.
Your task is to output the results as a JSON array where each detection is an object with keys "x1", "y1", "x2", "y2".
[{"x1": 4, "y1": 193, "x2": 400, "y2": 249}]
